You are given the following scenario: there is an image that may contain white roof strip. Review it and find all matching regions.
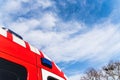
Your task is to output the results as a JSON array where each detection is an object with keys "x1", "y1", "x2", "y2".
[
  {"x1": 12, "y1": 35, "x2": 26, "y2": 47},
  {"x1": 29, "y1": 44, "x2": 40, "y2": 55},
  {"x1": 34, "y1": 48, "x2": 40, "y2": 55},
  {"x1": 0, "y1": 28, "x2": 7, "y2": 37}
]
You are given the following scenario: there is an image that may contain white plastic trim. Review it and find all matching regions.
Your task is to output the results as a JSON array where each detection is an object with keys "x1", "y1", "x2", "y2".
[
  {"x1": 13, "y1": 35, "x2": 26, "y2": 47},
  {"x1": 41, "y1": 69, "x2": 65, "y2": 80},
  {"x1": 0, "y1": 28, "x2": 7, "y2": 37},
  {"x1": 29, "y1": 44, "x2": 40, "y2": 55}
]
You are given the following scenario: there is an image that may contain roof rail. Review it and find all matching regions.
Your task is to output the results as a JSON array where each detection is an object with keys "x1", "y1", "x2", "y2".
[{"x1": 2, "y1": 27, "x2": 23, "y2": 40}]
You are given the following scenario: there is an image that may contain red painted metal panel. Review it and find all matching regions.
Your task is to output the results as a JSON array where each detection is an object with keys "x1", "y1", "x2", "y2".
[
  {"x1": 36, "y1": 54, "x2": 65, "y2": 79},
  {"x1": 0, "y1": 51, "x2": 38, "y2": 80},
  {"x1": 0, "y1": 28, "x2": 67, "y2": 80},
  {"x1": 0, "y1": 35, "x2": 36, "y2": 65}
]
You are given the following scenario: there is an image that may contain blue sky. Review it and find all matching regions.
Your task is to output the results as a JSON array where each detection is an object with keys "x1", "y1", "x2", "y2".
[{"x1": 0, "y1": 0, "x2": 120, "y2": 80}]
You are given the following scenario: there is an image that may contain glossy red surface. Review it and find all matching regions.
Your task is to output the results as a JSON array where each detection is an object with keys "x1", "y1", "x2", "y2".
[{"x1": 0, "y1": 30, "x2": 67, "y2": 80}]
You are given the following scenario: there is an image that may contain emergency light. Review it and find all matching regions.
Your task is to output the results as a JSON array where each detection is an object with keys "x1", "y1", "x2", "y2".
[{"x1": 41, "y1": 58, "x2": 52, "y2": 68}]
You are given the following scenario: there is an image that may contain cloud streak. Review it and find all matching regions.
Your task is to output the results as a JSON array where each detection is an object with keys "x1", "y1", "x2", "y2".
[{"x1": 43, "y1": 22, "x2": 120, "y2": 63}]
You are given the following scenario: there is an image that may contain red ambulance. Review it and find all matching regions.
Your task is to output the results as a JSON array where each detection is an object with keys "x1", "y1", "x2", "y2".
[{"x1": 0, "y1": 27, "x2": 67, "y2": 80}]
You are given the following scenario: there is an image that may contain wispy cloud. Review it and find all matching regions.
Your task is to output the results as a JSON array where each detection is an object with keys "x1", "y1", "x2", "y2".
[
  {"x1": 44, "y1": 22, "x2": 120, "y2": 63},
  {"x1": 55, "y1": 0, "x2": 113, "y2": 24},
  {"x1": 37, "y1": 0, "x2": 54, "y2": 9}
]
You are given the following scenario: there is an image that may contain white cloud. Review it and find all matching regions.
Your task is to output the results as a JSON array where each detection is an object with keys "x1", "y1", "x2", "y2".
[
  {"x1": 42, "y1": 22, "x2": 120, "y2": 63},
  {"x1": 7, "y1": 13, "x2": 58, "y2": 38},
  {"x1": 0, "y1": 0, "x2": 22, "y2": 24},
  {"x1": 56, "y1": 20, "x2": 84, "y2": 33},
  {"x1": 69, "y1": 74, "x2": 81, "y2": 80},
  {"x1": 0, "y1": 0, "x2": 55, "y2": 26},
  {"x1": 37, "y1": 0, "x2": 54, "y2": 9},
  {"x1": 1, "y1": 1, "x2": 21, "y2": 12},
  {"x1": 39, "y1": 13, "x2": 57, "y2": 29},
  {"x1": 8, "y1": 18, "x2": 40, "y2": 35},
  {"x1": 22, "y1": 20, "x2": 84, "y2": 48}
]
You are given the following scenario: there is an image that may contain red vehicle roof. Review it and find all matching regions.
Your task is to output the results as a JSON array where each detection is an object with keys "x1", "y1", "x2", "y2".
[{"x1": 0, "y1": 27, "x2": 67, "y2": 80}]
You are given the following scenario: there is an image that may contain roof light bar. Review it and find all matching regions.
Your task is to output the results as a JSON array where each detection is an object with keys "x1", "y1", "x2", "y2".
[{"x1": 2, "y1": 27, "x2": 23, "y2": 40}]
